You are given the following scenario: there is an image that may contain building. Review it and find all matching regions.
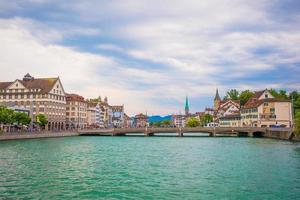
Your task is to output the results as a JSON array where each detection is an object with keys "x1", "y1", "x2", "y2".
[
  {"x1": 0, "y1": 73, "x2": 66, "y2": 130},
  {"x1": 112, "y1": 105, "x2": 124, "y2": 128},
  {"x1": 219, "y1": 113, "x2": 241, "y2": 127},
  {"x1": 213, "y1": 89, "x2": 241, "y2": 125},
  {"x1": 172, "y1": 114, "x2": 186, "y2": 127},
  {"x1": 135, "y1": 113, "x2": 148, "y2": 127},
  {"x1": 123, "y1": 114, "x2": 134, "y2": 128},
  {"x1": 87, "y1": 102, "x2": 104, "y2": 128},
  {"x1": 101, "y1": 97, "x2": 113, "y2": 128},
  {"x1": 66, "y1": 93, "x2": 87, "y2": 129},
  {"x1": 87, "y1": 102, "x2": 97, "y2": 127},
  {"x1": 241, "y1": 89, "x2": 293, "y2": 128}
]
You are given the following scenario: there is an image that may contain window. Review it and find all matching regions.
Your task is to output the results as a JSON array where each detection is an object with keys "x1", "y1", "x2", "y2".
[
  {"x1": 270, "y1": 108, "x2": 275, "y2": 113},
  {"x1": 264, "y1": 102, "x2": 268, "y2": 106},
  {"x1": 265, "y1": 94, "x2": 268, "y2": 98}
]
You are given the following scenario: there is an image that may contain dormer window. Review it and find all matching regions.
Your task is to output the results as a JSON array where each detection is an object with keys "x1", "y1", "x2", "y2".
[{"x1": 265, "y1": 94, "x2": 268, "y2": 98}]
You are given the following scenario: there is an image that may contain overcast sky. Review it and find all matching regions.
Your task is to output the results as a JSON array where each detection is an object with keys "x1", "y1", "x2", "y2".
[{"x1": 0, "y1": 0, "x2": 299, "y2": 115}]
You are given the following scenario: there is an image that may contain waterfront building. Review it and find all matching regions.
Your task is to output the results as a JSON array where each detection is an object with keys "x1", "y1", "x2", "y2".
[
  {"x1": 135, "y1": 113, "x2": 148, "y2": 127},
  {"x1": 65, "y1": 94, "x2": 87, "y2": 129},
  {"x1": 213, "y1": 89, "x2": 241, "y2": 125},
  {"x1": 101, "y1": 97, "x2": 113, "y2": 128},
  {"x1": 87, "y1": 102, "x2": 96, "y2": 127},
  {"x1": 87, "y1": 102, "x2": 104, "y2": 128},
  {"x1": 219, "y1": 114, "x2": 241, "y2": 127},
  {"x1": 172, "y1": 114, "x2": 186, "y2": 127},
  {"x1": 123, "y1": 114, "x2": 134, "y2": 128},
  {"x1": 241, "y1": 89, "x2": 293, "y2": 127},
  {"x1": 0, "y1": 73, "x2": 66, "y2": 130},
  {"x1": 111, "y1": 105, "x2": 124, "y2": 128}
]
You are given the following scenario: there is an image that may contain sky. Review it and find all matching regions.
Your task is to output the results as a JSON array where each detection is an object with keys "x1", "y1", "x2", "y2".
[{"x1": 0, "y1": 0, "x2": 299, "y2": 116}]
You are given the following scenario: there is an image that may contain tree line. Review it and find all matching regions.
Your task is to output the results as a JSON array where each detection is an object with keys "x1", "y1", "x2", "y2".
[{"x1": 0, "y1": 106, "x2": 48, "y2": 132}]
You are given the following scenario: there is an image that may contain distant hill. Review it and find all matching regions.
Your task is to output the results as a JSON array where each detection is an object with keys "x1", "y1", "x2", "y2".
[{"x1": 148, "y1": 115, "x2": 172, "y2": 123}]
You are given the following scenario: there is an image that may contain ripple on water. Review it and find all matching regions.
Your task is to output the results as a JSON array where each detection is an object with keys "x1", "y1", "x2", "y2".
[{"x1": 0, "y1": 136, "x2": 299, "y2": 199}]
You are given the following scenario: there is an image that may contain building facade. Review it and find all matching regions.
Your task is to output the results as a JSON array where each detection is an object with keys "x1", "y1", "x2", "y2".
[
  {"x1": 66, "y1": 94, "x2": 87, "y2": 129},
  {"x1": 112, "y1": 105, "x2": 124, "y2": 128},
  {"x1": 219, "y1": 114, "x2": 241, "y2": 127},
  {"x1": 87, "y1": 102, "x2": 104, "y2": 128},
  {"x1": 241, "y1": 90, "x2": 293, "y2": 128},
  {"x1": 0, "y1": 73, "x2": 66, "y2": 130},
  {"x1": 135, "y1": 113, "x2": 148, "y2": 127},
  {"x1": 172, "y1": 114, "x2": 186, "y2": 127}
]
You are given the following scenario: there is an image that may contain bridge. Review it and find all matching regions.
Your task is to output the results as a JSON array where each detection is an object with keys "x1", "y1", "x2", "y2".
[{"x1": 78, "y1": 127, "x2": 293, "y2": 139}]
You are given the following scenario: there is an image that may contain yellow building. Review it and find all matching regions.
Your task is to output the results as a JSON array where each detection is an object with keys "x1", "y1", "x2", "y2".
[
  {"x1": 66, "y1": 94, "x2": 87, "y2": 129},
  {"x1": 241, "y1": 90, "x2": 292, "y2": 128},
  {"x1": 0, "y1": 73, "x2": 66, "y2": 130}
]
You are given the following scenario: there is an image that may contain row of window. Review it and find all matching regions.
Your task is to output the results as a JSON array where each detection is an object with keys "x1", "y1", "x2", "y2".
[
  {"x1": 241, "y1": 108, "x2": 258, "y2": 114},
  {"x1": 241, "y1": 115, "x2": 258, "y2": 119},
  {"x1": 0, "y1": 88, "x2": 41, "y2": 93},
  {"x1": 0, "y1": 94, "x2": 65, "y2": 101}
]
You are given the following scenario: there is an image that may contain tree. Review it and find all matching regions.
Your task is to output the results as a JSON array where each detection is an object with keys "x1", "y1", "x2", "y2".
[
  {"x1": 0, "y1": 106, "x2": 15, "y2": 124},
  {"x1": 200, "y1": 114, "x2": 213, "y2": 127},
  {"x1": 161, "y1": 120, "x2": 171, "y2": 127},
  {"x1": 295, "y1": 112, "x2": 300, "y2": 135},
  {"x1": 153, "y1": 121, "x2": 162, "y2": 127},
  {"x1": 269, "y1": 89, "x2": 288, "y2": 100},
  {"x1": 14, "y1": 112, "x2": 31, "y2": 125},
  {"x1": 239, "y1": 90, "x2": 254, "y2": 105},
  {"x1": 36, "y1": 114, "x2": 48, "y2": 128},
  {"x1": 224, "y1": 89, "x2": 239, "y2": 100},
  {"x1": 186, "y1": 117, "x2": 200, "y2": 127}
]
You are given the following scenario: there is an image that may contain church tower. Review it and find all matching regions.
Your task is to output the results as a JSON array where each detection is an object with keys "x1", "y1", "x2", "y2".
[
  {"x1": 185, "y1": 96, "x2": 189, "y2": 116},
  {"x1": 214, "y1": 88, "x2": 221, "y2": 110}
]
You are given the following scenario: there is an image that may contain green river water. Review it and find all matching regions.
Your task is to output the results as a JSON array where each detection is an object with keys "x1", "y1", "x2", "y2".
[{"x1": 0, "y1": 136, "x2": 300, "y2": 199}]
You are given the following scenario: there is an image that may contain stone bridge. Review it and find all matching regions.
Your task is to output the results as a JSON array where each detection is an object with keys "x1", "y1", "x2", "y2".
[{"x1": 78, "y1": 127, "x2": 292, "y2": 138}]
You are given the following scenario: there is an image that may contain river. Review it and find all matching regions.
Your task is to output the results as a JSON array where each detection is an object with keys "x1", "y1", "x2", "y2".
[{"x1": 0, "y1": 136, "x2": 300, "y2": 199}]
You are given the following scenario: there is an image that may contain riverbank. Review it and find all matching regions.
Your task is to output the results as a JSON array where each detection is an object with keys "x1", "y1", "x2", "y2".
[{"x1": 0, "y1": 131, "x2": 79, "y2": 141}]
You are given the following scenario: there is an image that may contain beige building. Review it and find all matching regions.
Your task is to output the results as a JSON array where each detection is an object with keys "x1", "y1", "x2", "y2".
[
  {"x1": 219, "y1": 114, "x2": 241, "y2": 127},
  {"x1": 135, "y1": 113, "x2": 148, "y2": 127},
  {"x1": 66, "y1": 94, "x2": 87, "y2": 129},
  {"x1": 241, "y1": 90, "x2": 293, "y2": 128},
  {"x1": 0, "y1": 73, "x2": 66, "y2": 130}
]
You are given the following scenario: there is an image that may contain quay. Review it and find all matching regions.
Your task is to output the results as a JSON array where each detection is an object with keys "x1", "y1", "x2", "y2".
[{"x1": 0, "y1": 131, "x2": 78, "y2": 141}]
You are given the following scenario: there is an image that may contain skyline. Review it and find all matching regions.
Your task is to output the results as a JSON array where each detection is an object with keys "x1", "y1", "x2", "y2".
[{"x1": 0, "y1": 1, "x2": 299, "y2": 115}]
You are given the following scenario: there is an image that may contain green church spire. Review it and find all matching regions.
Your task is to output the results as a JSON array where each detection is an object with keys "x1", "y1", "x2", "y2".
[{"x1": 185, "y1": 96, "x2": 189, "y2": 116}]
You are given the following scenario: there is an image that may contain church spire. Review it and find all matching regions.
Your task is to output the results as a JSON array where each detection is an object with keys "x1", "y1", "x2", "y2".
[
  {"x1": 185, "y1": 96, "x2": 189, "y2": 116},
  {"x1": 214, "y1": 88, "x2": 221, "y2": 110},
  {"x1": 214, "y1": 88, "x2": 221, "y2": 101}
]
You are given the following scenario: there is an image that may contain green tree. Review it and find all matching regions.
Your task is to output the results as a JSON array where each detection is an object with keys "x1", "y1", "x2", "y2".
[
  {"x1": 187, "y1": 117, "x2": 200, "y2": 127},
  {"x1": 0, "y1": 106, "x2": 15, "y2": 124},
  {"x1": 153, "y1": 121, "x2": 162, "y2": 127},
  {"x1": 161, "y1": 120, "x2": 171, "y2": 127},
  {"x1": 295, "y1": 112, "x2": 300, "y2": 135},
  {"x1": 36, "y1": 114, "x2": 48, "y2": 128},
  {"x1": 224, "y1": 89, "x2": 239, "y2": 100},
  {"x1": 200, "y1": 114, "x2": 213, "y2": 127},
  {"x1": 239, "y1": 90, "x2": 254, "y2": 105},
  {"x1": 14, "y1": 112, "x2": 31, "y2": 125}
]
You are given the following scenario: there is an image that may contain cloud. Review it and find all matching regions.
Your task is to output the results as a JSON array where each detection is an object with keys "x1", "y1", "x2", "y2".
[{"x1": 0, "y1": 1, "x2": 299, "y2": 115}]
